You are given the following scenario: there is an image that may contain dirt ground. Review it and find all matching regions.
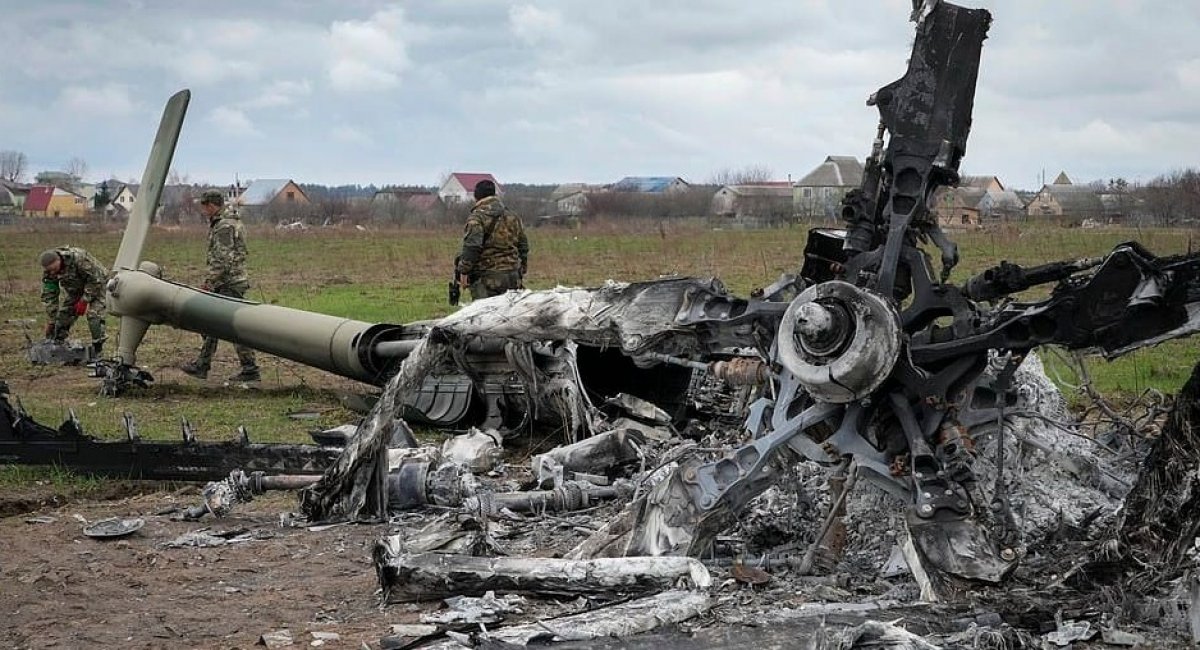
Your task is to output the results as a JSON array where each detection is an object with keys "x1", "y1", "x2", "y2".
[{"x1": 0, "y1": 486, "x2": 397, "y2": 649}]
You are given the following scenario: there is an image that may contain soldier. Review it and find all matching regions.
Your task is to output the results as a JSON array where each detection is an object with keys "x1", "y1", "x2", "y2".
[
  {"x1": 180, "y1": 190, "x2": 261, "y2": 382},
  {"x1": 38, "y1": 247, "x2": 108, "y2": 356},
  {"x1": 456, "y1": 179, "x2": 529, "y2": 300}
]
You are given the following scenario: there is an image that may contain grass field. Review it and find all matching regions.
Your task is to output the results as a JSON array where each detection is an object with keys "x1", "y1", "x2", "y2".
[{"x1": 1, "y1": 220, "x2": 1197, "y2": 472}]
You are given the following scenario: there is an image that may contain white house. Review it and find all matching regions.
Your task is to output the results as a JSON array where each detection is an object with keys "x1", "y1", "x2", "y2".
[
  {"x1": 439, "y1": 173, "x2": 500, "y2": 204},
  {"x1": 111, "y1": 184, "x2": 137, "y2": 213}
]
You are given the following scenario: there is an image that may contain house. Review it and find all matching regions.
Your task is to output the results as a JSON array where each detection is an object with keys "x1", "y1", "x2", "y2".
[
  {"x1": 76, "y1": 183, "x2": 98, "y2": 206},
  {"x1": 1025, "y1": 172, "x2": 1104, "y2": 220},
  {"x1": 610, "y1": 176, "x2": 689, "y2": 193},
  {"x1": 958, "y1": 175, "x2": 1004, "y2": 192},
  {"x1": 0, "y1": 179, "x2": 30, "y2": 211},
  {"x1": 24, "y1": 185, "x2": 88, "y2": 218},
  {"x1": 931, "y1": 175, "x2": 1025, "y2": 223},
  {"x1": 933, "y1": 186, "x2": 986, "y2": 227},
  {"x1": 224, "y1": 182, "x2": 246, "y2": 205},
  {"x1": 372, "y1": 188, "x2": 443, "y2": 218},
  {"x1": 550, "y1": 183, "x2": 604, "y2": 215},
  {"x1": 794, "y1": 156, "x2": 864, "y2": 220},
  {"x1": 439, "y1": 173, "x2": 500, "y2": 204},
  {"x1": 711, "y1": 182, "x2": 795, "y2": 224},
  {"x1": 236, "y1": 181, "x2": 312, "y2": 211},
  {"x1": 110, "y1": 183, "x2": 138, "y2": 214}
]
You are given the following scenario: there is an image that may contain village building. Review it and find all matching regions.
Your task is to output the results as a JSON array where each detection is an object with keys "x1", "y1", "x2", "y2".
[
  {"x1": 439, "y1": 173, "x2": 500, "y2": 204},
  {"x1": 549, "y1": 183, "x2": 605, "y2": 215},
  {"x1": 109, "y1": 183, "x2": 138, "y2": 215},
  {"x1": 932, "y1": 175, "x2": 1026, "y2": 225},
  {"x1": 610, "y1": 176, "x2": 689, "y2": 193},
  {"x1": 23, "y1": 185, "x2": 88, "y2": 218},
  {"x1": 237, "y1": 179, "x2": 310, "y2": 220},
  {"x1": 1026, "y1": 172, "x2": 1104, "y2": 221},
  {"x1": 0, "y1": 179, "x2": 29, "y2": 212},
  {"x1": 711, "y1": 182, "x2": 795, "y2": 226},
  {"x1": 794, "y1": 156, "x2": 863, "y2": 220},
  {"x1": 372, "y1": 188, "x2": 443, "y2": 219}
]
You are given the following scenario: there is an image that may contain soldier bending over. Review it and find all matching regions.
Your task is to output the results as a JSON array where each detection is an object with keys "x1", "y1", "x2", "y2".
[{"x1": 38, "y1": 247, "x2": 108, "y2": 357}]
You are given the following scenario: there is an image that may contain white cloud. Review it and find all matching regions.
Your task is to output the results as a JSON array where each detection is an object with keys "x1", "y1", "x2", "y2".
[
  {"x1": 208, "y1": 106, "x2": 260, "y2": 137},
  {"x1": 243, "y1": 79, "x2": 313, "y2": 109},
  {"x1": 331, "y1": 124, "x2": 370, "y2": 145},
  {"x1": 172, "y1": 49, "x2": 260, "y2": 85},
  {"x1": 55, "y1": 84, "x2": 138, "y2": 118},
  {"x1": 209, "y1": 20, "x2": 267, "y2": 48},
  {"x1": 509, "y1": 5, "x2": 565, "y2": 45},
  {"x1": 327, "y1": 8, "x2": 409, "y2": 92}
]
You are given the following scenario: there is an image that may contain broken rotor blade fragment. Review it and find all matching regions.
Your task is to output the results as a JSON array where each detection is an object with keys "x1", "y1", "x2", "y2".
[
  {"x1": 484, "y1": 590, "x2": 713, "y2": 647},
  {"x1": 373, "y1": 546, "x2": 711, "y2": 603}
]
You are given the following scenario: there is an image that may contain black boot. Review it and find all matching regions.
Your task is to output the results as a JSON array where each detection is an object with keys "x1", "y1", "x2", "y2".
[
  {"x1": 180, "y1": 361, "x2": 209, "y2": 379},
  {"x1": 228, "y1": 366, "x2": 261, "y2": 382}
]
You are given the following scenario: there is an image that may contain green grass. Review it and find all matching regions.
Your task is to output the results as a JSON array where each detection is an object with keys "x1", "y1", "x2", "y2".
[{"x1": 0, "y1": 463, "x2": 109, "y2": 490}]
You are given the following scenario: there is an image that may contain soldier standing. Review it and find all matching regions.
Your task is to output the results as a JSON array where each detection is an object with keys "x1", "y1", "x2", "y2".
[
  {"x1": 180, "y1": 190, "x2": 260, "y2": 382},
  {"x1": 38, "y1": 247, "x2": 108, "y2": 356},
  {"x1": 456, "y1": 179, "x2": 529, "y2": 300}
]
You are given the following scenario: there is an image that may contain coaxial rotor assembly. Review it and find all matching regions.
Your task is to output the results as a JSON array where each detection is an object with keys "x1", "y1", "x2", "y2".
[{"x1": 776, "y1": 280, "x2": 902, "y2": 403}]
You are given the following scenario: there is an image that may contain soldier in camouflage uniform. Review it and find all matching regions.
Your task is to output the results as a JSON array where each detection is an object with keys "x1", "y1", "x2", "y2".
[
  {"x1": 38, "y1": 247, "x2": 108, "y2": 355},
  {"x1": 456, "y1": 179, "x2": 529, "y2": 300},
  {"x1": 181, "y1": 190, "x2": 260, "y2": 382}
]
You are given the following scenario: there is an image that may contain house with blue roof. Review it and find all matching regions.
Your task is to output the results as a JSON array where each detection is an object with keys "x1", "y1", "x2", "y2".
[{"x1": 610, "y1": 176, "x2": 690, "y2": 194}]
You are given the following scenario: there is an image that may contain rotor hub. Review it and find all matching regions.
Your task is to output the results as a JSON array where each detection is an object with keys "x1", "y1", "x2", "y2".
[{"x1": 777, "y1": 281, "x2": 902, "y2": 403}]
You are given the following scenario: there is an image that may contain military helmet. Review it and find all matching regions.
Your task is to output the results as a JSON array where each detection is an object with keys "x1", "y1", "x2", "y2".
[
  {"x1": 38, "y1": 249, "x2": 61, "y2": 268},
  {"x1": 199, "y1": 189, "x2": 225, "y2": 206}
]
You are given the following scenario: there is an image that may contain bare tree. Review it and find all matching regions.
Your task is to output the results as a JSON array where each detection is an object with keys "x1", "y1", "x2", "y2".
[
  {"x1": 0, "y1": 150, "x2": 28, "y2": 183},
  {"x1": 707, "y1": 164, "x2": 775, "y2": 186},
  {"x1": 1137, "y1": 168, "x2": 1200, "y2": 226},
  {"x1": 167, "y1": 168, "x2": 190, "y2": 186},
  {"x1": 65, "y1": 157, "x2": 89, "y2": 185}
]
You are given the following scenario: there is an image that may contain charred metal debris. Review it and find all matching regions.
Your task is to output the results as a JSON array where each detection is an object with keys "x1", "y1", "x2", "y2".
[{"x1": 9, "y1": 0, "x2": 1200, "y2": 646}]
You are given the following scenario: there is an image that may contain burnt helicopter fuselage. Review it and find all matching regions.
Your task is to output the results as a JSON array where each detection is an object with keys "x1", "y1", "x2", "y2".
[{"x1": 83, "y1": 0, "x2": 1200, "y2": 589}]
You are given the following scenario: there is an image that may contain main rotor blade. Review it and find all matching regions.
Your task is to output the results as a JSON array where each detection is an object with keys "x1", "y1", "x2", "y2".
[{"x1": 112, "y1": 89, "x2": 190, "y2": 273}]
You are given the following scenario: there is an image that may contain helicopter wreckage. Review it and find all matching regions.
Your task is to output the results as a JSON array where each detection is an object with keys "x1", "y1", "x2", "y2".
[{"x1": 7, "y1": 0, "x2": 1200, "y2": 645}]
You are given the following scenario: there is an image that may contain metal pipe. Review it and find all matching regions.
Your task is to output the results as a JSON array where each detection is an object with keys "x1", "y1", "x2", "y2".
[
  {"x1": 107, "y1": 270, "x2": 377, "y2": 382},
  {"x1": 374, "y1": 340, "x2": 419, "y2": 357},
  {"x1": 256, "y1": 474, "x2": 320, "y2": 491}
]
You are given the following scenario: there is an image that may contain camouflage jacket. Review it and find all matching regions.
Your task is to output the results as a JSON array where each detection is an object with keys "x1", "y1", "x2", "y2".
[
  {"x1": 206, "y1": 206, "x2": 250, "y2": 290},
  {"x1": 457, "y1": 196, "x2": 529, "y2": 277},
  {"x1": 41, "y1": 247, "x2": 109, "y2": 317}
]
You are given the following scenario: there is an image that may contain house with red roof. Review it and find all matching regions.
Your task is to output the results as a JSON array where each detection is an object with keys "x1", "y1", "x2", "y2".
[
  {"x1": 25, "y1": 185, "x2": 90, "y2": 218},
  {"x1": 438, "y1": 172, "x2": 501, "y2": 204}
]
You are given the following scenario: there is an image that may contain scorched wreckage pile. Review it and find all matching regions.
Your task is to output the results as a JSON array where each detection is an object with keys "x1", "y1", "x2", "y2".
[{"x1": 5, "y1": 1, "x2": 1200, "y2": 647}]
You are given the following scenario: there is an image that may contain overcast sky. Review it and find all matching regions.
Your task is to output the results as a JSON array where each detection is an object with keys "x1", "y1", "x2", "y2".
[{"x1": 2, "y1": 0, "x2": 1197, "y2": 190}]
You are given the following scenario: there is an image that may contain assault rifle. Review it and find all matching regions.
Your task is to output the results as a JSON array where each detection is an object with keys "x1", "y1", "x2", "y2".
[{"x1": 449, "y1": 255, "x2": 462, "y2": 306}]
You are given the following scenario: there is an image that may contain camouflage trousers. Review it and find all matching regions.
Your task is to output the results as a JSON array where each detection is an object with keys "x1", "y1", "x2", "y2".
[
  {"x1": 52, "y1": 296, "x2": 106, "y2": 347},
  {"x1": 193, "y1": 284, "x2": 257, "y2": 371},
  {"x1": 468, "y1": 270, "x2": 523, "y2": 300}
]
